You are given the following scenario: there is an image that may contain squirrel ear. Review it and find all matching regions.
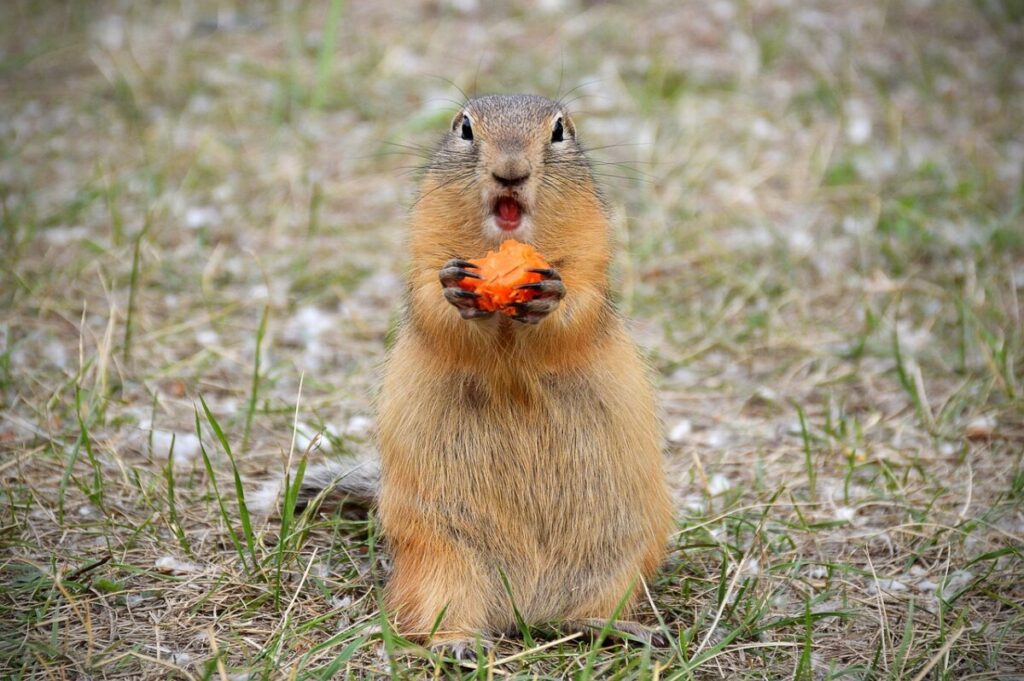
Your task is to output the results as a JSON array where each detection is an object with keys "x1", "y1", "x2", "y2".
[{"x1": 562, "y1": 113, "x2": 577, "y2": 138}]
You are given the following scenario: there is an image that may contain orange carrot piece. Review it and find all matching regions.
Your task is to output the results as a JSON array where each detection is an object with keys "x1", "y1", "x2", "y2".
[{"x1": 458, "y1": 240, "x2": 552, "y2": 314}]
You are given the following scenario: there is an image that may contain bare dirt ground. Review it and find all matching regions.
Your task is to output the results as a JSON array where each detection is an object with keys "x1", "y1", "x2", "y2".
[{"x1": 1, "y1": 1, "x2": 1022, "y2": 678}]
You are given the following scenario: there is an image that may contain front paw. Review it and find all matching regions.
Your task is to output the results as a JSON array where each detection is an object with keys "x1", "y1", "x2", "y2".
[
  {"x1": 440, "y1": 259, "x2": 494, "y2": 321},
  {"x1": 511, "y1": 268, "x2": 565, "y2": 325}
]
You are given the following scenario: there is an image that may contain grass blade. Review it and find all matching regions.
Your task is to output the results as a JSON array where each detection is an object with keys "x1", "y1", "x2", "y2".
[
  {"x1": 792, "y1": 598, "x2": 812, "y2": 680},
  {"x1": 311, "y1": 0, "x2": 344, "y2": 110},
  {"x1": 195, "y1": 407, "x2": 248, "y2": 573},
  {"x1": 794, "y1": 403, "x2": 817, "y2": 502},
  {"x1": 74, "y1": 385, "x2": 106, "y2": 518},
  {"x1": 121, "y1": 213, "x2": 150, "y2": 364},
  {"x1": 163, "y1": 434, "x2": 192, "y2": 556},
  {"x1": 200, "y1": 394, "x2": 259, "y2": 574},
  {"x1": 313, "y1": 631, "x2": 372, "y2": 680},
  {"x1": 242, "y1": 302, "x2": 269, "y2": 453},
  {"x1": 579, "y1": 578, "x2": 637, "y2": 680},
  {"x1": 274, "y1": 449, "x2": 309, "y2": 610},
  {"x1": 498, "y1": 566, "x2": 534, "y2": 647}
]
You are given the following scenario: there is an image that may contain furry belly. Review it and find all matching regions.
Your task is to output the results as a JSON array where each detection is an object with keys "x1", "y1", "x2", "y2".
[
  {"x1": 377, "y1": 359, "x2": 669, "y2": 628},
  {"x1": 380, "y1": 387, "x2": 655, "y2": 619}
]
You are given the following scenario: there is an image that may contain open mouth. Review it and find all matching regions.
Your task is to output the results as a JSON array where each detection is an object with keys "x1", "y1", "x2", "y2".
[{"x1": 493, "y1": 196, "x2": 523, "y2": 231}]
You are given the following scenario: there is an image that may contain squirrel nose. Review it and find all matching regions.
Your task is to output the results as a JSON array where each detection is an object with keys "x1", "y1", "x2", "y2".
[
  {"x1": 492, "y1": 156, "x2": 531, "y2": 187},
  {"x1": 492, "y1": 171, "x2": 531, "y2": 187}
]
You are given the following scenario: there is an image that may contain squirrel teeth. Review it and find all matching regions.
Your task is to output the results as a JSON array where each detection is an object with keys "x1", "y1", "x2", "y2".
[{"x1": 495, "y1": 196, "x2": 523, "y2": 230}]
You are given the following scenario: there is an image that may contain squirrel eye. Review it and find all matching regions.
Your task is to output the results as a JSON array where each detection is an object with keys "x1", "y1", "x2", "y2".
[
  {"x1": 460, "y1": 115, "x2": 473, "y2": 141},
  {"x1": 551, "y1": 117, "x2": 564, "y2": 143}
]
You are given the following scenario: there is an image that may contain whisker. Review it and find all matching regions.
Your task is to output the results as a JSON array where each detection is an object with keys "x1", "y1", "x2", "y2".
[
  {"x1": 556, "y1": 80, "x2": 604, "y2": 110},
  {"x1": 427, "y1": 76, "x2": 470, "y2": 108}
]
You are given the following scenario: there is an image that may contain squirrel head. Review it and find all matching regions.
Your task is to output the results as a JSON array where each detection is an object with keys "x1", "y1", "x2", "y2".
[{"x1": 422, "y1": 94, "x2": 599, "y2": 247}]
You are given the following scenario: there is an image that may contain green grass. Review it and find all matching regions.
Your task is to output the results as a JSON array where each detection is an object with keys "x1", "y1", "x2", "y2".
[{"x1": 1, "y1": 0, "x2": 1022, "y2": 678}]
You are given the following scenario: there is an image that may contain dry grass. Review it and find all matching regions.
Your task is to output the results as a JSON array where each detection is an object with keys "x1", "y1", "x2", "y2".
[{"x1": 1, "y1": 0, "x2": 1022, "y2": 678}]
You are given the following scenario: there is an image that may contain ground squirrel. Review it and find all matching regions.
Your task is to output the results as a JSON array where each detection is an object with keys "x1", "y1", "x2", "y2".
[{"x1": 263, "y1": 94, "x2": 672, "y2": 649}]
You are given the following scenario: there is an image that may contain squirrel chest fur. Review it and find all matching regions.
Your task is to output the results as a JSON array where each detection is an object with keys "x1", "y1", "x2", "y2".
[{"x1": 375, "y1": 94, "x2": 672, "y2": 642}]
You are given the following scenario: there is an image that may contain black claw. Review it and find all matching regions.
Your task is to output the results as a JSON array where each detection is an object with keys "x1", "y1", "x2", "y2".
[
  {"x1": 441, "y1": 260, "x2": 482, "y2": 280},
  {"x1": 515, "y1": 280, "x2": 565, "y2": 297},
  {"x1": 444, "y1": 288, "x2": 481, "y2": 305},
  {"x1": 440, "y1": 269, "x2": 481, "y2": 282},
  {"x1": 527, "y1": 268, "x2": 561, "y2": 280},
  {"x1": 440, "y1": 259, "x2": 483, "y2": 288}
]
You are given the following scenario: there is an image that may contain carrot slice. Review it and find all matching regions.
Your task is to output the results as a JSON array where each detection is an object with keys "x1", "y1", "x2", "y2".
[{"x1": 457, "y1": 240, "x2": 552, "y2": 314}]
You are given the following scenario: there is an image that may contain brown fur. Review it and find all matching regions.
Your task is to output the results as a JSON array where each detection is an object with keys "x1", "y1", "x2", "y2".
[{"x1": 376, "y1": 94, "x2": 672, "y2": 642}]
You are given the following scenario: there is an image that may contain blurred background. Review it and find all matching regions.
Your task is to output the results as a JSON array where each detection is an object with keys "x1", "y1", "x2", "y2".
[{"x1": 1, "y1": 0, "x2": 1022, "y2": 677}]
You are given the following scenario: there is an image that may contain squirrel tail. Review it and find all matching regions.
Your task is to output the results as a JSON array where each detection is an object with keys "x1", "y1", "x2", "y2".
[{"x1": 250, "y1": 454, "x2": 379, "y2": 517}]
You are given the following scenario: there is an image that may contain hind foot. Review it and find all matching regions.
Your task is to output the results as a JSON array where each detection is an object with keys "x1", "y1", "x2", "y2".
[
  {"x1": 557, "y1": 619, "x2": 669, "y2": 647},
  {"x1": 429, "y1": 635, "x2": 494, "y2": 662}
]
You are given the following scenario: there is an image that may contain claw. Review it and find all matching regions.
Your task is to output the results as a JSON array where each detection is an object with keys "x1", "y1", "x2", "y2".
[
  {"x1": 527, "y1": 267, "x2": 561, "y2": 280},
  {"x1": 440, "y1": 257, "x2": 494, "y2": 320},
  {"x1": 509, "y1": 274, "x2": 562, "y2": 324},
  {"x1": 440, "y1": 259, "x2": 483, "y2": 289},
  {"x1": 444, "y1": 289, "x2": 480, "y2": 300},
  {"x1": 514, "y1": 298, "x2": 559, "y2": 314},
  {"x1": 515, "y1": 279, "x2": 566, "y2": 299},
  {"x1": 443, "y1": 287, "x2": 493, "y2": 320},
  {"x1": 440, "y1": 267, "x2": 481, "y2": 284}
]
